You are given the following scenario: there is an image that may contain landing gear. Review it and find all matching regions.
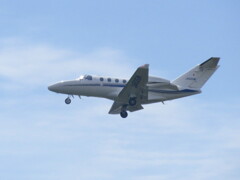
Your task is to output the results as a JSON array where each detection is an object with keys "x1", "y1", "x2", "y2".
[
  {"x1": 120, "y1": 111, "x2": 128, "y2": 118},
  {"x1": 129, "y1": 98, "x2": 137, "y2": 106},
  {"x1": 65, "y1": 97, "x2": 71, "y2": 104}
]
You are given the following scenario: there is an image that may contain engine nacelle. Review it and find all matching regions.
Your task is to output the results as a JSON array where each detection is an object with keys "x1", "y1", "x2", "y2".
[{"x1": 147, "y1": 76, "x2": 170, "y2": 87}]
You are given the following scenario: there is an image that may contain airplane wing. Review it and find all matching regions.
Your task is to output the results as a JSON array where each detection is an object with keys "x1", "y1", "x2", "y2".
[{"x1": 108, "y1": 64, "x2": 149, "y2": 114}]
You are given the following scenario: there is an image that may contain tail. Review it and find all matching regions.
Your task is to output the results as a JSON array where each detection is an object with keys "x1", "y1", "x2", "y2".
[{"x1": 172, "y1": 57, "x2": 220, "y2": 90}]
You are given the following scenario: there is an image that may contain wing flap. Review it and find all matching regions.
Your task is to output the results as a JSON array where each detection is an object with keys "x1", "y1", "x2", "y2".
[{"x1": 108, "y1": 101, "x2": 123, "y2": 114}]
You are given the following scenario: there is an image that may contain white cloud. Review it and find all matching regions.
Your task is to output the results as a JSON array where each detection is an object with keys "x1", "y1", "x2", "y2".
[{"x1": 0, "y1": 38, "x2": 134, "y2": 87}]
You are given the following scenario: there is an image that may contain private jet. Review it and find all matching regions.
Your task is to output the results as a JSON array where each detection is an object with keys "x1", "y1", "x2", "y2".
[{"x1": 48, "y1": 57, "x2": 220, "y2": 118}]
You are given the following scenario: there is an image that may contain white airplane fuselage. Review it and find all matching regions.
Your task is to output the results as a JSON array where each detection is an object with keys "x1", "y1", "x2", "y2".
[{"x1": 48, "y1": 75, "x2": 200, "y2": 104}]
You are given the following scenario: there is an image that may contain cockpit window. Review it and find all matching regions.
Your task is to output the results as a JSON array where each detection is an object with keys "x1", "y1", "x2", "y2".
[{"x1": 84, "y1": 75, "x2": 93, "y2": 80}]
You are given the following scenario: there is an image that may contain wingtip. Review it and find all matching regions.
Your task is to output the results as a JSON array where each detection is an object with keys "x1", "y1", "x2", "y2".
[{"x1": 140, "y1": 64, "x2": 149, "y2": 69}]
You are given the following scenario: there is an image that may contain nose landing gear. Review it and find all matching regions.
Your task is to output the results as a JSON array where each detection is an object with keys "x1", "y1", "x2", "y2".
[
  {"x1": 64, "y1": 95, "x2": 80, "y2": 105},
  {"x1": 65, "y1": 97, "x2": 71, "y2": 104}
]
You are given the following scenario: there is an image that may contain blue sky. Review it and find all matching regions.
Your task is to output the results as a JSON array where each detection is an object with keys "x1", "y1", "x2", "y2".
[{"x1": 0, "y1": 0, "x2": 240, "y2": 180}]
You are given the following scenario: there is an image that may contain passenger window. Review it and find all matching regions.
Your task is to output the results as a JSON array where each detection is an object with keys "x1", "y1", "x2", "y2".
[
  {"x1": 100, "y1": 77, "x2": 104, "y2": 81},
  {"x1": 115, "y1": 79, "x2": 119, "y2": 83},
  {"x1": 107, "y1": 78, "x2": 111, "y2": 82},
  {"x1": 123, "y1": 80, "x2": 127, "y2": 83}
]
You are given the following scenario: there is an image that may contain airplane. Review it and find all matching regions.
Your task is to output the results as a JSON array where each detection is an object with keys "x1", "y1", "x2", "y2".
[{"x1": 48, "y1": 57, "x2": 220, "y2": 118}]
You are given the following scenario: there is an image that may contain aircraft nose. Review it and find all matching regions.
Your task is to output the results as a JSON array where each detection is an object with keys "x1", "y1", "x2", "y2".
[{"x1": 48, "y1": 84, "x2": 59, "y2": 92}]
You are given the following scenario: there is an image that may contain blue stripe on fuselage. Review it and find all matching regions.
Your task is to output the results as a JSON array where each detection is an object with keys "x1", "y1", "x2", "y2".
[
  {"x1": 103, "y1": 83, "x2": 125, "y2": 88},
  {"x1": 149, "y1": 89, "x2": 200, "y2": 94}
]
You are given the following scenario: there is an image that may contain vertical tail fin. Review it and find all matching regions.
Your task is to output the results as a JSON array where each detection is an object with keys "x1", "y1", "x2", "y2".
[{"x1": 172, "y1": 57, "x2": 220, "y2": 90}]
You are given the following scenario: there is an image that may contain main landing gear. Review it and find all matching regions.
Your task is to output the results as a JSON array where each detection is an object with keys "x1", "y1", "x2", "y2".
[
  {"x1": 120, "y1": 104, "x2": 128, "y2": 118},
  {"x1": 128, "y1": 98, "x2": 137, "y2": 106},
  {"x1": 120, "y1": 110, "x2": 128, "y2": 118},
  {"x1": 119, "y1": 98, "x2": 137, "y2": 118}
]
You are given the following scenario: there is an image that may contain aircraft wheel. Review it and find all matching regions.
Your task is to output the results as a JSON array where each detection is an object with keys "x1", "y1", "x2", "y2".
[
  {"x1": 120, "y1": 111, "x2": 128, "y2": 118},
  {"x1": 65, "y1": 97, "x2": 71, "y2": 104},
  {"x1": 129, "y1": 98, "x2": 137, "y2": 106}
]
